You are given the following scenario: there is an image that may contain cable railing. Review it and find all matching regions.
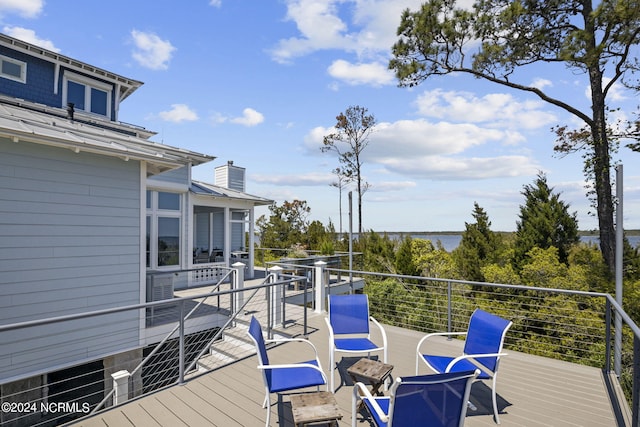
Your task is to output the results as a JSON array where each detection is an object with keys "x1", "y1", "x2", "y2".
[
  {"x1": 0, "y1": 266, "x2": 310, "y2": 427},
  {"x1": 324, "y1": 267, "x2": 640, "y2": 423},
  {"x1": 2, "y1": 262, "x2": 639, "y2": 426}
]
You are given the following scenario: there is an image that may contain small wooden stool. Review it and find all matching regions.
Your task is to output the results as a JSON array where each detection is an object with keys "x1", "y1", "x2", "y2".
[
  {"x1": 347, "y1": 358, "x2": 394, "y2": 411},
  {"x1": 290, "y1": 391, "x2": 342, "y2": 426}
]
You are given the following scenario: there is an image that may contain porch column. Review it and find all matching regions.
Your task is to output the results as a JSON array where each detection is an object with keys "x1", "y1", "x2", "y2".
[
  {"x1": 314, "y1": 261, "x2": 327, "y2": 313},
  {"x1": 224, "y1": 207, "x2": 230, "y2": 265},
  {"x1": 248, "y1": 209, "x2": 255, "y2": 279},
  {"x1": 268, "y1": 265, "x2": 283, "y2": 328},
  {"x1": 111, "y1": 370, "x2": 130, "y2": 405}
]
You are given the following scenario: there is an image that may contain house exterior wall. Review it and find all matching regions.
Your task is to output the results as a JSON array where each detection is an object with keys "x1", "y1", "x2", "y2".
[{"x1": 0, "y1": 137, "x2": 142, "y2": 380}]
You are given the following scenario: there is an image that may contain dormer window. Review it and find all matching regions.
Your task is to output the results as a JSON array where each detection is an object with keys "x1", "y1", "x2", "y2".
[
  {"x1": 62, "y1": 72, "x2": 112, "y2": 119},
  {"x1": 0, "y1": 55, "x2": 26, "y2": 83}
]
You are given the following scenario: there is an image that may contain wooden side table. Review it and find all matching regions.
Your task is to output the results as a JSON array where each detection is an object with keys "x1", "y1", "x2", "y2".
[
  {"x1": 347, "y1": 358, "x2": 394, "y2": 411},
  {"x1": 290, "y1": 391, "x2": 342, "y2": 426}
]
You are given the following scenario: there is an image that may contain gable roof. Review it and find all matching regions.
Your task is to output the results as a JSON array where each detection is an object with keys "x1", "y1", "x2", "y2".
[
  {"x1": 0, "y1": 33, "x2": 142, "y2": 102},
  {"x1": 0, "y1": 101, "x2": 214, "y2": 175},
  {"x1": 191, "y1": 180, "x2": 273, "y2": 206}
]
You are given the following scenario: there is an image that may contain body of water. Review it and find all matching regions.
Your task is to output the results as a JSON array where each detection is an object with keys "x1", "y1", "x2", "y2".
[{"x1": 382, "y1": 233, "x2": 640, "y2": 252}]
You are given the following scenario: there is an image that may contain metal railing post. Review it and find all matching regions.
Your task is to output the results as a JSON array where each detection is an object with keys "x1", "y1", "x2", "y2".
[
  {"x1": 447, "y1": 280, "x2": 452, "y2": 336},
  {"x1": 605, "y1": 299, "x2": 612, "y2": 373},
  {"x1": 634, "y1": 335, "x2": 639, "y2": 427},
  {"x1": 178, "y1": 299, "x2": 185, "y2": 385}
]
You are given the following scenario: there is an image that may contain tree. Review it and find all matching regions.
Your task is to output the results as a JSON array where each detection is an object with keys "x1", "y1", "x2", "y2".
[
  {"x1": 389, "y1": 0, "x2": 640, "y2": 274},
  {"x1": 321, "y1": 105, "x2": 376, "y2": 234},
  {"x1": 513, "y1": 173, "x2": 579, "y2": 268},
  {"x1": 256, "y1": 200, "x2": 311, "y2": 249},
  {"x1": 453, "y1": 202, "x2": 503, "y2": 282},
  {"x1": 330, "y1": 167, "x2": 351, "y2": 238},
  {"x1": 395, "y1": 236, "x2": 419, "y2": 277}
]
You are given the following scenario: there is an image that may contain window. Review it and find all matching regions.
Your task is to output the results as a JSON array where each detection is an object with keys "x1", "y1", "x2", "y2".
[
  {"x1": 63, "y1": 72, "x2": 112, "y2": 119},
  {"x1": 0, "y1": 55, "x2": 26, "y2": 83},
  {"x1": 147, "y1": 191, "x2": 182, "y2": 269}
]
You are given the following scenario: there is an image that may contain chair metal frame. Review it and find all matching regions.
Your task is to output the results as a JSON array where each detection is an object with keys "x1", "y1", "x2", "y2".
[
  {"x1": 352, "y1": 370, "x2": 480, "y2": 427},
  {"x1": 416, "y1": 308, "x2": 513, "y2": 424},
  {"x1": 325, "y1": 294, "x2": 388, "y2": 392},
  {"x1": 247, "y1": 316, "x2": 327, "y2": 427}
]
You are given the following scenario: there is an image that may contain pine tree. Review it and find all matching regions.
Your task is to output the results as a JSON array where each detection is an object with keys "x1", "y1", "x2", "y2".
[
  {"x1": 513, "y1": 173, "x2": 579, "y2": 268},
  {"x1": 454, "y1": 202, "x2": 503, "y2": 282}
]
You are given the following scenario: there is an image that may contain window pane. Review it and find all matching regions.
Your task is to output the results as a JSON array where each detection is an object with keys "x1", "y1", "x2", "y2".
[
  {"x1": 158, "y1": 192, "x2": 180, "y2": 210},
  {"x1": 90, "y1": 87, "x2": 108, "y2": 115},
  {"x1": 2, "y1": 60, "x2": 21, "y2": 78},
  {"x1": 146, "y1": 191, "x2": 152, "y2": 209},
  {"x1": 158, "y1": 217, "x2": 180, "y2": 266},
  {"x1": 67, "y1": 81, "x2": 85, "y2": 110}
]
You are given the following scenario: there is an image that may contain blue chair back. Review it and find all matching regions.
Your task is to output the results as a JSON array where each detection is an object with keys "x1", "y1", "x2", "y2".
[
  {"x1": 390, "y1": 371, "x2": 477, "y2": 426},
  {"x1": 328, "y1": 294, "x2": 370, "y2": 335},
  {"x1": 248, "y1": 316, "x2": 273, "y2": 385},
  {"x1": 463, "y1": 309, "x2": 512, "y2": 373}
]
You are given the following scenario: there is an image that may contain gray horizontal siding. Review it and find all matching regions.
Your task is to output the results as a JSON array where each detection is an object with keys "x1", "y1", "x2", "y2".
[{"x1": 0, "y1": 138, "x2": 143, "y2": 379}]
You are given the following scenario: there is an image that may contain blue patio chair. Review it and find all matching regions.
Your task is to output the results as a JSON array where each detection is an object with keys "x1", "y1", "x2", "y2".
[
  {"x1": 352, "y1": 370, "x2": 479, "y2": 427},
  {"x1": 325, "y1": 294, "x2": 388, "y2": 392},
  {"x1": 246, "y1": 316, "x2": 327, "y2": 427},
  {"x1": 416, "y1": 309, "x2": 513, "y2": 424}
]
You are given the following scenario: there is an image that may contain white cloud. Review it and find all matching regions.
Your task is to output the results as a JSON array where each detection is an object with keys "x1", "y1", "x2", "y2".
[
  {"x1": 158, "y1": 104, "x2": 198, "y2": 123},
  {"x1": 414, "y1": 89, "x2": 557, "y2": 130},
  {"x1": 2, "y1": 26, "x2": 59, "y2": 52},
  {"x1": 531, "y1": 78, "x2": 553, "y2": 90},
  {"x1": 307, "y1": 115, "x2": 538, "y2": 181},
  {"x1": 209, "y1": 0, "x2": 222, "y2": 7},
  {"x1": 211, "y1": 108, "x2": 265, "y2": 127},
  {"x1": 269, "y1": 0, "x2": 423, "y2": 63},
  {"x1": 327, "y1": 59, "x2": 394, "y2": 86},
  {"x1": 231, "y1": 108, "x2": 265, "y2": 127},
  {"x1": 253, "y1": 171, "x2": 332, "y2": 186},
  {"x1": 0, "y1": 0, "x2": 43, "y2": 18},
  {"x1": 130, "y1": 30, "x2": 176, "y2": 70},
  {"x1": 380, "y1": 154, "x2": 539, "y2": 180}
]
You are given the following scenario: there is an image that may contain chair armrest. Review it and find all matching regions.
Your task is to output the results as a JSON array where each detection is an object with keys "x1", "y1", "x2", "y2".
[
  {"x1": 266, "y1": 337, "x2": 321, "y2": 357},
  {"x1": 258, "y1": 362, "x2": 328, "y2": 382},
  {"x1": 445, "y1": 352, "x2": 508, "y2": 376},
  {"x1": 352, "y1": 382, "x2": 389, "y2": 423},
  {"x1": 369, "y1": 316, "x2": 388, "y2": 350},
  {"x1": 416, "y1": 331, "x2": 466, "y2": 353},
  {"x1": 324, "y1": 317, "x2": 335, "y2": 343}
]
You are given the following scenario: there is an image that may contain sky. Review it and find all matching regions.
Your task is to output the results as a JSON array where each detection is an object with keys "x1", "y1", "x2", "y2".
[{"x1": 1, "y1": 0, "x2": 639, "y2": 233}]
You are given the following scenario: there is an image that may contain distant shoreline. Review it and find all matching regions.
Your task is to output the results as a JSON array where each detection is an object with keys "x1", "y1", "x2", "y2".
[{"x1": 376, "y1": 230, "x2": 640, "y2": 236}]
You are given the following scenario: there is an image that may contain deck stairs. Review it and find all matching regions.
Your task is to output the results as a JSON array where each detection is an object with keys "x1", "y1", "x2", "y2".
[{"x1": 190, "y1": 319, "x2": 298, "y2": 376}]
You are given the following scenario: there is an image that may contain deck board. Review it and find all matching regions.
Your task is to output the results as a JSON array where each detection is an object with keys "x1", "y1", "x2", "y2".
[{"x1": 70, "y1": 310, "x2": 625, "y2": 426}]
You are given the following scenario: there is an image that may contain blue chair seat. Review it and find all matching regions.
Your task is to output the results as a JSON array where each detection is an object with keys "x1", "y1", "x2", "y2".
[
  {"x1": 421, "y1": 355, "x2": 492, "y2": 380},
  {"x1": 268, "y1": 359, "x2": 326, "y2": 392},
  {"x1": 334, "y1": 338, "x2": 379, "y2": 352}
]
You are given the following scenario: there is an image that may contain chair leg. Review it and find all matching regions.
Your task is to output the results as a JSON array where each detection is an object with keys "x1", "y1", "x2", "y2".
[
  {"x1": 491, "y1": 377, "x2": 500, "y2": 424},
  {"x1": 264, "y1": 393, "x2": 270, "y2": 427},
  {"x1": 330, "y1": 352, "x2": 335, "y2": 392}
]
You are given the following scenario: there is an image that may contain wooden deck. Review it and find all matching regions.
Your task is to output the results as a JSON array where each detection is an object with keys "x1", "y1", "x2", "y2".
[{"x1": 70, "y1": 310, "x2": 628, "y2": 427}]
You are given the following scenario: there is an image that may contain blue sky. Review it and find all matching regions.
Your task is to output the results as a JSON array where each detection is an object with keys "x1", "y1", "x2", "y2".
[{"x1": 2, "y1": 0, "x2": 638, "y2": 232}]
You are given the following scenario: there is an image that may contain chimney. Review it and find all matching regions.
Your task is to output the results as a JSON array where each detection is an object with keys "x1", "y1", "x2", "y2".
[{"x1": 215, "y1": 161, "x2": 245, "y2": 192}]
